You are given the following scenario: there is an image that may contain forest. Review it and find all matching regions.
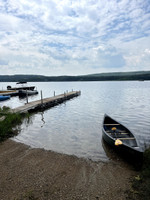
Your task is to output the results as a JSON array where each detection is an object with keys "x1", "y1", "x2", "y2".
[{"x1": 0, "y1": 71, "x2": 150, "y2": 82}]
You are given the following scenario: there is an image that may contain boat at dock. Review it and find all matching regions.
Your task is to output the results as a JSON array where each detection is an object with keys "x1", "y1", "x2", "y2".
[
  {"x1": 102, "y1": 114, "x2": 143, "y2": 164},
  {"x1": 0, "y1": 90, "x2": 19, "y2": 96},
  {"x1": 18, "y1": 89, "x2": 38, "y2": 97},
  {"x1": 0, "y1": 95, "x2": 10, "y2": 101},
  {"x1": 7, "y1": 82, "x2": 35, "y2": 91}
]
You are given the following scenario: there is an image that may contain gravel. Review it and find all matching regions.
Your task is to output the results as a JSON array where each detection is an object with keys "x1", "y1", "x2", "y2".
[{"x1": 0, "y1": 140, "x2": 137, "y2": 200}]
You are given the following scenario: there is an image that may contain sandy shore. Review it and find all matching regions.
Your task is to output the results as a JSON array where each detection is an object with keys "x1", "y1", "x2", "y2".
[{"x1": 0, "y1": 139, "x2": 137, "y2": 200}]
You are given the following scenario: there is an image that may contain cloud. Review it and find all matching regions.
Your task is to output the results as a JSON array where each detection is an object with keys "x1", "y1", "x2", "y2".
[
  {"x1": 145, "y1": 49, "x2": 150, "y2": 54},
  {"x1": 0, "y1": 0, "x2": 150, "y2": 75},
  {"x1": 0, "y1": 59, "x2": 8, "y2": 65}
]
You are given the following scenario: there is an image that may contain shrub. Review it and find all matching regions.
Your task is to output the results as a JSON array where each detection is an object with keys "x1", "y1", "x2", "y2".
[{"x1": 0, "y1": 106, "x2": 22, "y2": 142}]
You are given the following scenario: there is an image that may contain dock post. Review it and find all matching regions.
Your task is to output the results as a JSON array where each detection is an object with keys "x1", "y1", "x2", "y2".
[
  {"x1": 41, "y1": 90, "x2": 43, "y2": 104},
  {"x1": 54, "y1": 91, "x2": 55, "y2": 96},
  {"x1": 26, "y1": 90, "x2": 28, "y2": 104}
]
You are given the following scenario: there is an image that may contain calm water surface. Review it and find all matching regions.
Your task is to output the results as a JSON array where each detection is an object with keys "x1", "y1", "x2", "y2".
[{"x1": 1, "y1": 81, "x2": 150, "y2": 161}]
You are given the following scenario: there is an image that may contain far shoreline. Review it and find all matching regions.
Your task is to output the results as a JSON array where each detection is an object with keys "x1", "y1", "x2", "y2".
[{"x1": 0, "y1": 70, "x2": 150, "y2": 82}]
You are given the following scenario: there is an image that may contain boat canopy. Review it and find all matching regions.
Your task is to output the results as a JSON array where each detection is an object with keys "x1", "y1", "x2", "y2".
[{"x1": 16, "y1": 82, "x2": 27, "y2": 84}]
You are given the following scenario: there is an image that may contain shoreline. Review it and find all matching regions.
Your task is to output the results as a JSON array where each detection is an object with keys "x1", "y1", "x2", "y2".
[{"x1": 0, "y1": 139, "x2": 137, "y2": 200}]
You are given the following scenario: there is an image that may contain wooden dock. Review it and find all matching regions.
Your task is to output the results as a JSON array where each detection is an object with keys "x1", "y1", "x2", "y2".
[{"x1": 11, "y1": 91, "x2": 81, "y2": 114}]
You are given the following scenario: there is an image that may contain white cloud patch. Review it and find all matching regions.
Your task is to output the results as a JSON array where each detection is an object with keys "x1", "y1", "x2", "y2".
[
  {"x1": 144, "y1": 49, "x2": 150, "y2": 54},
  {"x1": 0, "y1": 0, "x2": 150, "y2": 75}
]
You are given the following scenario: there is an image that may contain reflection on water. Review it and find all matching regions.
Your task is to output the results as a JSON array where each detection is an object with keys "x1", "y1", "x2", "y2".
[
  {"x1": 102, "y1": 138, "x2": 123, "y2": 161},
  {"x1": 40, "y1": 112, "x2": 45, "y2": 127},
  {"x1": 1, "y1": 81, "x2": 150, "y2": 161}
]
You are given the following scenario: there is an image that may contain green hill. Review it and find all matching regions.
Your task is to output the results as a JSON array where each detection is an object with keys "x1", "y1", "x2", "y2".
[{"x1": 0, "y1": 71, "x2": 150, "y2": 82}]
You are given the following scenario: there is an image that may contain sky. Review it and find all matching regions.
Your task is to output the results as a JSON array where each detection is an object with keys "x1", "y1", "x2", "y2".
[{"x1": 0, "y1": 0, "x2": 150, "y2": 76}]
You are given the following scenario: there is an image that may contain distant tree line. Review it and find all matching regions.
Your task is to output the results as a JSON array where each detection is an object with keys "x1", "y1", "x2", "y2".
[{"x1": 0, "y1": 71, "x2": 150, "y2": 82}]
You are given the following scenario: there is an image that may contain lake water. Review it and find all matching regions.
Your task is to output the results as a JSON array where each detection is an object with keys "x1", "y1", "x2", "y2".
[{"x1": 1, "y1": 81, "x2": 150, "y2": 161}]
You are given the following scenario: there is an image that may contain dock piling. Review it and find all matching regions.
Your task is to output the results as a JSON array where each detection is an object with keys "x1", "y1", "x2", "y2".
[
  {"x1": 26, "y1": 90, "x2": 28, "y2": 104},
  {"x1": 41, "y1": 90, "x2": 43, "y2": 104}
]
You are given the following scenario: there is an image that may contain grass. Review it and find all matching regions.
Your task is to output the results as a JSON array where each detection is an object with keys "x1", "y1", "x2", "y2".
[
  {"x1": 128, "y1": 147, "x2": 150, "y2": 200},
  {"x1": 0, "y1": 106, "x2": 24, "y2": 142}
]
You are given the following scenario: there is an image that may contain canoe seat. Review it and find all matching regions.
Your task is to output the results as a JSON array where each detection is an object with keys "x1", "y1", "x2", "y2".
[
  {"x1": 106, "y1": 131, "x2": 129, "y2": 135},
  {"x1": 106, "y1": 131, "x2": 115, "y2": 134}
]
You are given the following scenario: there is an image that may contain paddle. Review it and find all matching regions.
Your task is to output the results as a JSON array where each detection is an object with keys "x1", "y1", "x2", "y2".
[
  {"x1": 111, "y1": 127, "x2": 117, "y2": 138},
  {"x1": 111, "y1": 127, "x2": 123, "y2": 146}
]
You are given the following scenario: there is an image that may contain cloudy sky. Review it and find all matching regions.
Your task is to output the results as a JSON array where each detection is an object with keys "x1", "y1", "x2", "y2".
[{"x1": 0, "y1": 0, "x2": 150, "y2": 76}]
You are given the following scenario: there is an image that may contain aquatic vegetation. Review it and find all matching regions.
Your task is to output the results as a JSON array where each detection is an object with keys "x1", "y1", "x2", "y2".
[{"x1": 0, "y1": 106, "x2": 22, "y2": 142}]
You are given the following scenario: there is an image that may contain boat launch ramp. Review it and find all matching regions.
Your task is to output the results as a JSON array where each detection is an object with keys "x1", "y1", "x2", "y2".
[{"x1": 11, "y1": 91, "x2": 81, "y2": 114}]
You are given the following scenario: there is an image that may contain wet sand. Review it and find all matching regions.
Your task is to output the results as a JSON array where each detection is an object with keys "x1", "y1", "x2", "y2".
[{"x1": 0, "y1": 139, "x2": 137, "y2": 200}]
